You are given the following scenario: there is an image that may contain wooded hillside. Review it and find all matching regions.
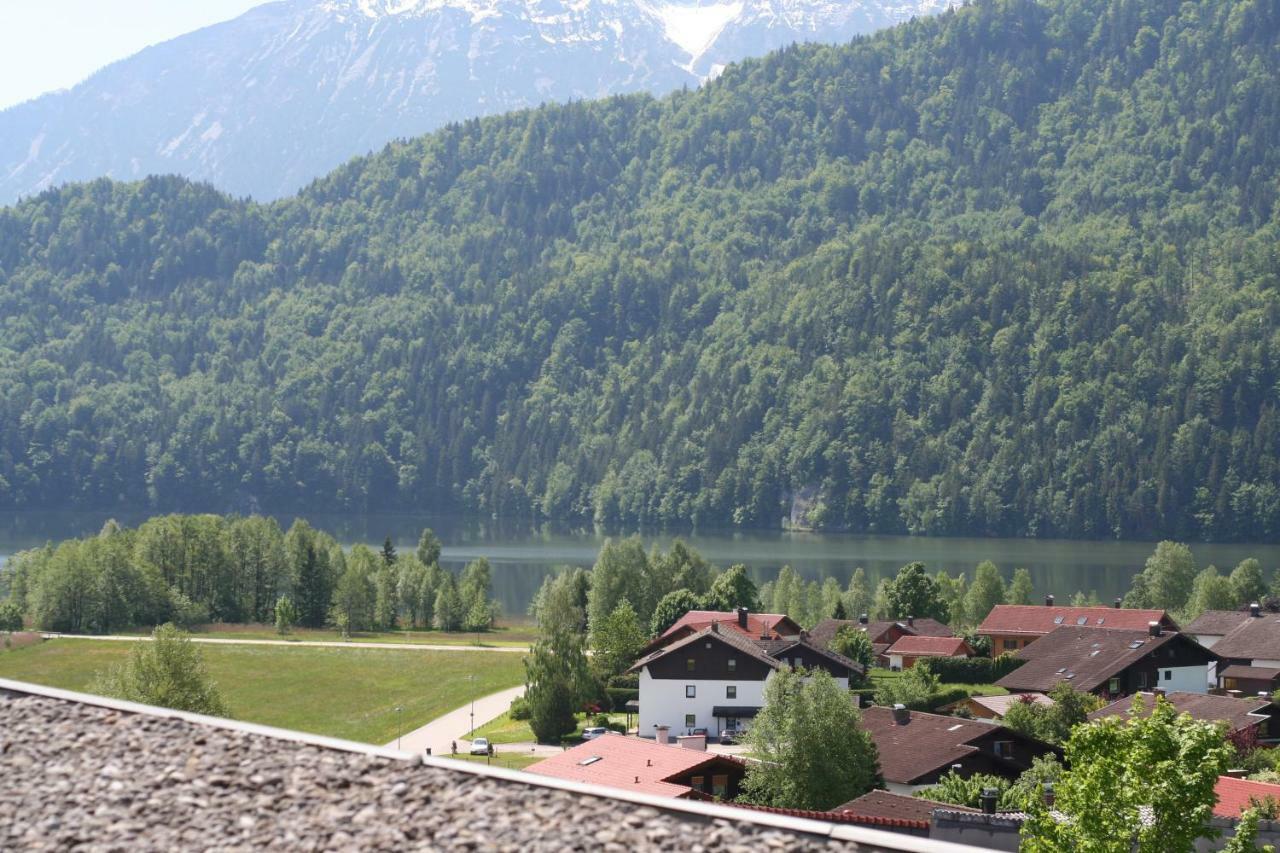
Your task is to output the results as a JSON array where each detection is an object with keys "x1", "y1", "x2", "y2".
[{"x1": 1, "y1": 0, "x2": 1277, "y2": 540}]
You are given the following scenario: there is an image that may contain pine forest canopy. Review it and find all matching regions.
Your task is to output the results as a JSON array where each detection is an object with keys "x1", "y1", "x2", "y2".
[{"x1": 0, "y1": 0, "x2": 1278, "y2": 541}]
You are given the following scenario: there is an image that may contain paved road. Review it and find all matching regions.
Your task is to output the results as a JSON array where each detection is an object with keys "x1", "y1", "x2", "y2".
[
  {"x1": 390, "y1": 685, "x2": 533, "y2": 755},
  {"x1": 40, "y1": 633, "x2": 530, "y2": 654}
]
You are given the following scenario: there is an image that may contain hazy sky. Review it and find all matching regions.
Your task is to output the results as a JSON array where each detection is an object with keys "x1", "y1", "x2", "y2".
[{"x1": 0, "y1": 0, "x2": 270, "y2": 111}]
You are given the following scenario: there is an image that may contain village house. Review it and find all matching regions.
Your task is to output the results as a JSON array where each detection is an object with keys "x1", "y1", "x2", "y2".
[
  {"x1": 976, "y1": 599, "x2": 1176, "y2": 656},
  {"x1": 885, "y1": 635, "x2": 974, "y2": 670},
  {"x1": 945, "y1": 692, "x2": 1054, "y2": 721},
  {"x1": 810, "y1": 614, "x2": 954, "y2": 667},
  {"x1": 859, "y1": 705, "x2": 1059, "y2": 794},
  {"x1": 629, "y1": 619, "x2": 862, "y2": 739},
  {"x1": 525, "y1": 731, "x2": 748, "y2": 800},
  {"x1": 1088, "y1": 691, "x2": 1280, "y2": 744},
  {"x1": 1199, "y1": 608, "x2": 1280, "y2": 697},
  {"x1": 996, "y1": 623, "x2": 1217, "y2": 698},
  {"x1": 649, "y1": 608, "x2": 803, "y2": 651},
  {"x1": 1187, "y1": 605, "x2": 1269, "y2": 686}
]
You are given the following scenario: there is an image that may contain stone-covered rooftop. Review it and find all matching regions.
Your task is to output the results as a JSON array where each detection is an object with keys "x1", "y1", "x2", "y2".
[{"x1": 0, "y1": 681, "x2": 975, "y2": 852}]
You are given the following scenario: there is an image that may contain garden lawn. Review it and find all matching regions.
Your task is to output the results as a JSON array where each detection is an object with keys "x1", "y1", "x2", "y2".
[
  {"x1": 0, "y1": 639, "x2": 525, "y2": 745},
  {"x1": 441, "y1": 752, "x2": 543, "y2": 771},
  {"x1": 470, "y1": 711, "x2": 629, "y2": 744},
  {"x1": 119, "y1": 622, "x2": 537, "y2": 648}
]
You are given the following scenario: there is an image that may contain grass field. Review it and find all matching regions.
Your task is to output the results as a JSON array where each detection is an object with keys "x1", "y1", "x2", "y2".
[
  {"x1": 439, "y1": 751, "x2": 544, "y2": 771},
  {"x1": 118, "y1": 622, "x2": 538, "y2": 648},
  {"x1": 0, "y1": 638, "x2": 526, "y2": 745},
  {"x1": 470, "y1": 710, "x2": 630, "y2": 744}
]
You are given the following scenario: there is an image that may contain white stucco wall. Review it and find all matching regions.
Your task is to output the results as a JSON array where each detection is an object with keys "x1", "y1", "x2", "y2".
[
  {"x1": 637, "y1": 670, "x2": 769, "y2": 738},
  {"x1": 1195, "y1": 634, "x2": 1224, "y2": 650},
  {"x1": 1156, "y1": 664, "x2": 1210, "y2": 694},
  {"x1": 637, "y1": 668, "x2": 849, "y2": 738},
  {"x1": 1253, "y1": 659, "x2": 1280, "y2": 668}
]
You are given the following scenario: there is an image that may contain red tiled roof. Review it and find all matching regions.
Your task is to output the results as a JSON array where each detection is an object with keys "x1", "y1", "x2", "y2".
[
  {"x1": 977, "y1": 605, "x2": 1172, "y2": 637},
  {"x1": 861, "y1": 706, "x2": 1015, "y2": 785},
  {"x1": 736, "y1": 800, "x2": 931, "y2": 829},
  {"x1": 832, "y1": 789, "x2": 977, "y2": 825},
  {"x1": 809, "y1": 618, "x2": 954, "y2": 650},
  {"x1": 885, "y1": 636, "x2": 972, "y2": 658},
  {"x1": 525, "y1": 733, "x2": 744, "y2": 798},
  {"x1": 659, "y1": 610, "x2": 801, "y2": 643},
  {"x1": 995, "y1": 626, "x2": 1198, "y2": 693},
  {"x1": 1088, "y1": 692, "x2": 1272, "y2": 734},
  {"x1": 1214, "y1": 775, "x2": 1280, "y2": 818}
]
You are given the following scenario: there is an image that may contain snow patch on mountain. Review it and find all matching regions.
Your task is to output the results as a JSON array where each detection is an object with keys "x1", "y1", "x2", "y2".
[{"x1": 647, "y1": 2, "x2": 743, "y2": 66}]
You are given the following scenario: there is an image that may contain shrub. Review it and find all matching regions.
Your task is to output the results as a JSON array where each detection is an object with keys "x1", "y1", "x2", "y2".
[{"x1": 509, "y1": 696, "x2": 531, "y2": 720}]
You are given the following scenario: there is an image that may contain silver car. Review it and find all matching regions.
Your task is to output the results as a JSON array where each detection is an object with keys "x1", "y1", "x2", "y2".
[
  {"x1": 581, "y1": 727, "x2": 608, "y2": 740},
  {"x1": 469, "y1": 737, "x2": 490, "y2": 755}
]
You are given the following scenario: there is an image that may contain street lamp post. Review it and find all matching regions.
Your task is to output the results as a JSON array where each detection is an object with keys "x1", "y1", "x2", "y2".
[
  {"x1": 395, "y1": 705, "x2": 404, "y2": 750},
  {"x1": 468, "y1": 674, "x2": 476, "y2": 737}
]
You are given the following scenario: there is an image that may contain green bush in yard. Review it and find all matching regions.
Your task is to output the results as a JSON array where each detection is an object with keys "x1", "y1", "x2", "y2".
[{"x1": 920, "y1": 654, "x2": 1023, "y2": 684}]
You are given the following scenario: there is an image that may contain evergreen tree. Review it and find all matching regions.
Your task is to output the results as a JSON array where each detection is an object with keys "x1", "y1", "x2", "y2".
[{"x1": 381, "y1": 536, "x2": 398, "y2": 566}]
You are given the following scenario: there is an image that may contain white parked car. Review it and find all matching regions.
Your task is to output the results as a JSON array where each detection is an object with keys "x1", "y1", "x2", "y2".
[
  {"x1": 581, "y1": 727, "x2": 607, "y2": 740},
  {"x1": 469, "y1": 737, "x2": 490, "y2": 756}
]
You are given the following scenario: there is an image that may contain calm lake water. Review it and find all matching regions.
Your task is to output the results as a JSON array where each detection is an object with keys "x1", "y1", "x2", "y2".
[{"x1": 2, "y1": 511, "x2": 1279, "y2": 616}]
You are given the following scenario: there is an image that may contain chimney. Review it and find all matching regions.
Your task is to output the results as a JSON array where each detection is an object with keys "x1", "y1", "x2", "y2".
[
  {"x1": 710, "y1": 621, "x2": 720, "y2": 634},
  {"x1": 1045, "y1": 594, "x2": 1055, "y2": 607},
  {"x1": 979, "y1": 787, "x2": 999, "y2": 815},
  {"x1": 1251, "y1": 603, "x2": 1262, "y2": 618},
  {"x1": 906, "y1": 615, "x2": 915, "y2": 628},
  {"x1": 858, "y1": 613, "x2": 869, "y2": 625},
  {"x1": 891, "y1": 703, "x2": 910, "y2": 725},
  {"x1": 1148, "y1": 621, "x2": 1162, "y2": 638},
  {"x1": 1043, "y1": 782, "x2": 1055, "y2": 808},
  {"x1": 677, "y1": 734, "x2": 706, "y2": 752},
  {"x1": 737, "y1": 606, "x2": 749, "y2": 629},
  {"x1": 655, "y1": 725, "x2": 670, "y2": 745},
  {"x1": 1114, "y1": 597, "x2": 1122, "y2": 609}
]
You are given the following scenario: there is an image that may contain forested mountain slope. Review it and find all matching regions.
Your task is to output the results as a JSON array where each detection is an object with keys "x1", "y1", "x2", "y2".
[
  {"x1": 0, "y1": 0, "x2": 947, "y2": 203},
  {"x1": 1, "y1": 0, "x2": 1278, "y2": 541}
]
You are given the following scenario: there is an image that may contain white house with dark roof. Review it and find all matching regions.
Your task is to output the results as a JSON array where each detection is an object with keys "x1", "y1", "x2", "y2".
[{"x1": 628, "y1": 621, "x2": 862, "y2": 740}]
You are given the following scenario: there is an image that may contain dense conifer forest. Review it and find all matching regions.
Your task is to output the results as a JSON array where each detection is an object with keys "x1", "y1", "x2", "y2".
[{"x1": 0, "y1": 0, "x2": 1277, "y2": 540}]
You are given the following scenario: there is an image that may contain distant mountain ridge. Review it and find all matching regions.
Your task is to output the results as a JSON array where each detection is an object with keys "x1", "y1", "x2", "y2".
[{"x1": 0, "y1": 0, "x2": 948, "y2": 203}]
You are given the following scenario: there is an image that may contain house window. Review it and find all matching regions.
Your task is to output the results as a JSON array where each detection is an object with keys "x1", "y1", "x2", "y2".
[
  {"x1": 685, "y1": 714, "x2": 696, "y2": 728},
  {"x1": 1136, "y1": 671, "x2": 1148, "y2": 688},
  {"x1": 1003, "y1": 639, "x2": 1019, "y2": 652},
  {"x1": 794, "y1": 656, "x2": 803, "y2": 669},
  {"x1": 993, "y1": 741, "x2": 1013, "y2": 759},
  {"x1": 1164, "y1": 670, "x2": 1172, "y2": 681},
  {"x1": 1108, "y1": 677, "x2": 1121, "y2": 694},
  {"x1": 686, "y1": 658, "x2": 696, "y2": 672},
  {"x1": 712, "y1": 774, "x2": 729, "y2": 798},
  {"x1": 1225, "y1": 678, "x2": 1238, "y2": 690},
  {"x1": 727, "y1": 658, "x2": 736, "y2": 672},
  {"x1": 686, "y1": 685, "x2": 696, "y2": 698},
  {"x1": 691, "y1": 775, "x2": 705, "y2": 791},
  {"x1": 726, "y1": 686, "x2": 737, "y2": 699}
]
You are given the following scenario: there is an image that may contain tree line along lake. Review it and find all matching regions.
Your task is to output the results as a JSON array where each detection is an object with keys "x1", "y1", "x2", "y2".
[{"x1": 2, "y1": 511, "x2": 1279, "y2": 618}]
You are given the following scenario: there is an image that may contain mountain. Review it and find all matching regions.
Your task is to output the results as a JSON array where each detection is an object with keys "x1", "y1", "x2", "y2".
[
  {"x1": 0, "y1": 0, "x2": 948, "y2": 204},
  {"x1": 0, "y1": 0, "x2": 1278, "y2": 541}
]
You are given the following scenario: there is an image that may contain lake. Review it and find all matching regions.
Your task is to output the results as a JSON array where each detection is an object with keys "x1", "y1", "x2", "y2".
[{"x1": 2, "y1": 511, "x2": 1279, "y2": 616}]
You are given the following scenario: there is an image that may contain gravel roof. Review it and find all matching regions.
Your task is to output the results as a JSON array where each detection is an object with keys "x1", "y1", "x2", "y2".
[{"x1": 0, "y1": 691, "x2": 868, "y2": 852}]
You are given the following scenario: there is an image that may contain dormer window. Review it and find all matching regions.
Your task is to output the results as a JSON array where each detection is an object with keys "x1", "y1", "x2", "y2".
[
  {"x1": 727, "y1": 658, "x2": 736, "y2": 672},
  {"x1": 686, "y1": 658, "x2": 696, "y2": 672}
]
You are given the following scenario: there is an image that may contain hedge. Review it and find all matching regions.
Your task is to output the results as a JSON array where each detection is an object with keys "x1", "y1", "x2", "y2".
[{"x1": 920, "y1": 654, "x2": 1024, "y2": 684}]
